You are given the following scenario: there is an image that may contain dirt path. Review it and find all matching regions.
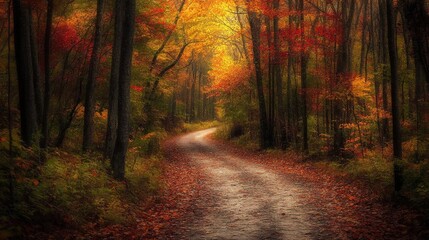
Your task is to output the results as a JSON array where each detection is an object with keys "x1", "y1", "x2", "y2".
[
  {"x1": 167, "y1": 128, "x2": 332, "y2": 239},
  {"x1": 159, "y1": 128, "x2": 423, "y2": 240}
]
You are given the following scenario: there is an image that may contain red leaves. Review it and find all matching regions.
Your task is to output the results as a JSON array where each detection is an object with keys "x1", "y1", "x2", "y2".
[
  {"x1": 134, "y1": 138, "x2": 208, "y2": 238},
  {"x1": 52, "y1": 23, "x2": 80, "y2": 54},
  {"x1": 131, "y1": 85, "x2": 144, "y2": 92}
]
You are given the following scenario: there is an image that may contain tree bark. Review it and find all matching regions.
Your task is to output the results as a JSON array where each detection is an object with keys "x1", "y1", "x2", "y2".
[
  {"x1": 105, "y1": 0, "x2": 124, "y2": 159},
  {"x1": 29, "y1": 11, "x2": 43, "y2": 126},
  {"x1": 83, "y1": 0, "x2": 104, "y2": 152},
  {"x1": 299, "y1": 0, "x2": 309, "y2": 153},
  {"x1": 386, "y1": 0, "x2": 403, "y2": 192},
  {"x1": 248, "y1": 9, "x2": 272, "y2": 149},
  {"x1": 41, "y1": 0, "x2": 54, "y2": 148},
  {"x1": 273, "y1": 0, "x2": 285, "y2": 148},
  {"x1": 13, "y1": 0, "x2": 38, "y2": 147},
  {"x1": 7, "y1": 0, "x2": 15, "y2": 210},
  {"x1": 379, "y1": 0, "x2": 390, "y2": 144},
  {"x1": 112, "y1": 0, "x2": 136, "y2": 180}
]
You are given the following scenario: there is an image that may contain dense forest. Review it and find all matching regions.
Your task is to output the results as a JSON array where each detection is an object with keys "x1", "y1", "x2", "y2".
[{"x1": 0, "y1": 0, "x2": 428, "y2": 238}]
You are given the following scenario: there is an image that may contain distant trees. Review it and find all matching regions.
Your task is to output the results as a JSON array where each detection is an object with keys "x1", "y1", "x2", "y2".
[{"x1": 5, "y1": 0, "x2": 428, "y2": 190}]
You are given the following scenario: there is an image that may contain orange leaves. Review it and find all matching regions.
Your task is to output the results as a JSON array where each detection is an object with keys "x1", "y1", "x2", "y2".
[
  {"x1": 206, "y1": 48, "x2": 250, "y2": 96},
  {"x1": 207, "y1": 65, "x2": 250, "y2": 96},
  {"x1": 351, "y1": 76, "x2": 372, "y2": 99}
]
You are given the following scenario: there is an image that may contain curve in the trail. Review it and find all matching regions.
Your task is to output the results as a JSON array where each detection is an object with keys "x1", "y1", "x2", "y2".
[{"x1": 175, "y1": 128, "x2": 333, "y2": 240}]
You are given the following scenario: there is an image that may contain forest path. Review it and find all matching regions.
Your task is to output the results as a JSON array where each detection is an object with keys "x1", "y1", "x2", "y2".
[{"x1": 166, "y1": 128, "x2": 333, "y2": 239}]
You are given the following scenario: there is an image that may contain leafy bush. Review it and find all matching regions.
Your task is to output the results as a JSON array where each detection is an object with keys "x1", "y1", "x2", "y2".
[
  {"x1": 0, "y1": 130, "x2": 165, "y2": 232},
  {"x1": 402, "y1": 160, "x2": 429, "y2": 204},
  {"x1": 130, "y1": 131, "x2": 167, "y2": 157},
  {"x1": 343, "y1": 151, "x2": 393, "y2": 187},
  {"x1": 13, "y1": 155, "x2": 127, "y2": 225}
]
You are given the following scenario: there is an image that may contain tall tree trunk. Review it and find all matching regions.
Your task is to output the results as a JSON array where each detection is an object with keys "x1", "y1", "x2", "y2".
[
  {"x1": 112, "y1": 0, "x2": 136, "y2": 180},
  {"x1": 105, "y1": 0, "x2": 124, "y2": 159},
  {"x1": 386, "y1": 0, "x2": 403, "y2": 192},
  {"x1": 265, "y1": 15, "x2": 275, "y2": 144},
  {"x1": 300, "y1": 0, "x2": 309, "y2": 153},
  {"x1": 359, "y1": 0, "x2": 368, "y2": 75},
  {"x1": 286, "y1": 0, "x2": 294, "y2": 146},
  {"x1": 7, "y1": 0, "x2": 15, "y2": 211},
  {"x1": 29, "y1": 11, "x2": 43, "y2": 126},
  {"x1": 83, "y1": 0, "x2": 104, "y2": 152},
  {"x1": 248, "y1": 9, "x2": 272, "y2": 149},
  {"x1": 379, "y1": 0, "x2": 390, "y2": 144},
  {"x1": 41, "y1": 0, "x2": 54, "y2": 148},
  {"x1": 13, "y1": 0, "x2": 38, "y2": 147},
  {"x1": 273, "y1": 0, "x2": 286, "y2": 148}
]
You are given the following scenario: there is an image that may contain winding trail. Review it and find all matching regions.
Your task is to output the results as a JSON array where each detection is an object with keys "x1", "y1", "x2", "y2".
[{"x1": 169, "y1": 128, "x2": 334, "y2": 239}]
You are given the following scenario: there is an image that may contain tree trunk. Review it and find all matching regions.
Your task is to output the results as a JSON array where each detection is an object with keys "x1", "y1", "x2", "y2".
[
  {"x1": 386, "y1": 0, "x2": 403, "y2": 192},
  {"x1": 83, "y1": 0, "x2": 104, "y2": 152},
  {"x1": 359, "y1": 0, "x2": 368, "y2": 75},
  {"x1": 41, "y1": 0, "x2": 54, "y2": 148},
  {"x1": 13, "y1": 0, "x2": 38, "y2": 147},
  {"x1": 29, "y1": 11, "x2": 43, "y2": 126},
  {"x1": 379, "y1": 0, "x2": 390, "y2": 144},
  {"x1": 105, "y1": 0, "x2": 124, "y2": 159},
  {"x1": 300, "y1": 0, "x2": 309, "y2": 153},
  {"x1": 248, "y1": 9, "x2": 272, "y2": 149},
  {"x1": 112, "y1": 0, "x2": 136, "y2": 180},
  {"x1": 7, "y1": 0, "x2": 15, "y2": 210},
  {"x1": 273, "y1": 0, "x2": 286, "y2": 148}
]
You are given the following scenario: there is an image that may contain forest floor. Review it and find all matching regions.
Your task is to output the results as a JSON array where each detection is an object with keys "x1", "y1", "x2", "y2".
[
  {"x1": 26, "y1": 128, "x2": 426, "y2": 239},
  {"x1": 150, "y1": 128, "x2": 426, "y2": 240}
]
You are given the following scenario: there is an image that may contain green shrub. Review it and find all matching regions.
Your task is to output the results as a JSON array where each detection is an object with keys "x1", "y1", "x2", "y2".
[
  {"x1": 343, "y1": 151, "x2": 393, "y2": 187},
  {"x1": 29, "y1": 157, "x2": 126, "y2": 225},
  {"x1": 402, "y1": 160, "x2": 429, "y2": 204}
]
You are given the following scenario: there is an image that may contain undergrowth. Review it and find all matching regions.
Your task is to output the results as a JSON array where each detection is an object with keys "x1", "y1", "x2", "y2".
[{"x1": 0, "y1": 127, "x2": 165, "y2": 238}]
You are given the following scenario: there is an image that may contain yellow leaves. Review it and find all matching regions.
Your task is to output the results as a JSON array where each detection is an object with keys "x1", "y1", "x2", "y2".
[{"x1": 351, "y1": 76, "x2": 372, "y2": 99}]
